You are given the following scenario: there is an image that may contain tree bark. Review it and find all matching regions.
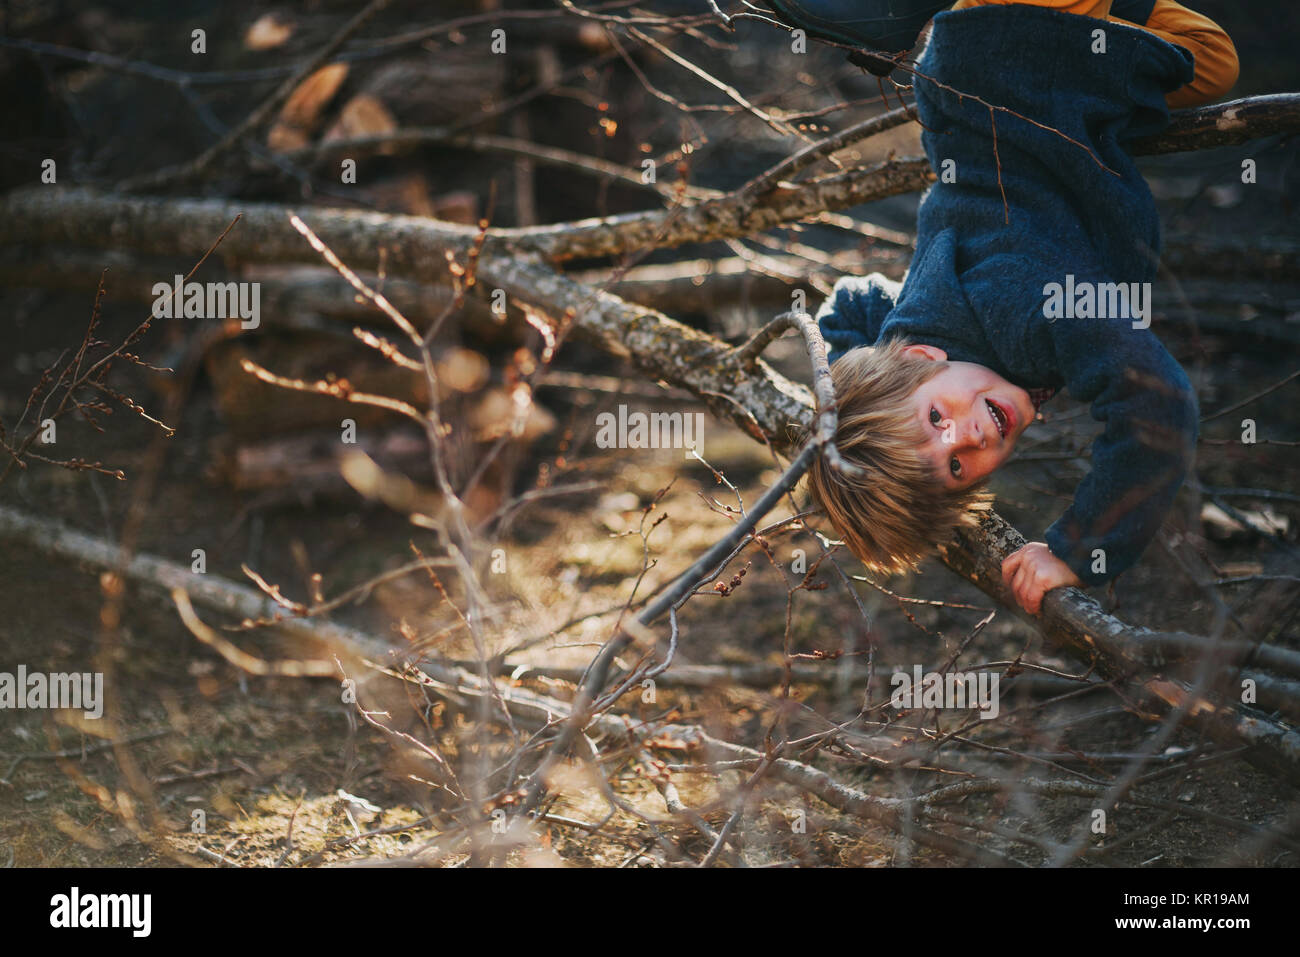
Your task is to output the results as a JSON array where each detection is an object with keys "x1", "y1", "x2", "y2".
[{"x1": 1129, "y1": 93, "x2": 1300, "y2": 155}]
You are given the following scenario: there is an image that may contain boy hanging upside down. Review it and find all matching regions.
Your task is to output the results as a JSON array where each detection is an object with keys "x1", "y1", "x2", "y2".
[{"x1": 769, "y1": 1, "x2": 1238, "y2": 613}]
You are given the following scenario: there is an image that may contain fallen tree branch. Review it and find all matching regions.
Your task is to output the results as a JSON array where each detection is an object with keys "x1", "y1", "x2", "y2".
[
  {"x1": 739, "y1": 104, "x2": 918, "y2": 196},
  {"x1": 3, "y1": 155, "x2": 931, "y2": 264},
  {"x1": 1129, "y1": 93, "x2": 1300, "y2": 155},
  {"x1": 938, "y1": 511, "x2": 1300, "y2": 778}
]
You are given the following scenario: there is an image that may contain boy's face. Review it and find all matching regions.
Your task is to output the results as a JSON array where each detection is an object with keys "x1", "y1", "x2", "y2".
[{"x1": 902, "y1": 344, "x2": 1036, "y2": 490}]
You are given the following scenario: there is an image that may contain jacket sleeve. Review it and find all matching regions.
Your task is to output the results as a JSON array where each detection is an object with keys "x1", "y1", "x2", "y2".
[
  {"x1": 815, "y1": 273, "x2": 903, "y2": 364},
  {"x1": 1043, "y1": 320, "x2": 1199, "y2": 586},
  {"x1": 1110, "y1": 0, "x2": 1239, "y2": 107}
]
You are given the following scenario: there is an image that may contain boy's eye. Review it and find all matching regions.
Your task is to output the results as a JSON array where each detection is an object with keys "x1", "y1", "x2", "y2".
[
  {"x1": 929, "y1": 407, "x2": 942, "y2": 427},
  {"x1": 949, "y1": 456, "x2": 961, "y2": 477}
]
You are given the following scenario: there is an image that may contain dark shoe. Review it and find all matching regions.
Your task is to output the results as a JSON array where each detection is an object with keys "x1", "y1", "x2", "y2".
[{"x1": 764, "y1": 0, "x2": 949, "y2": 73}]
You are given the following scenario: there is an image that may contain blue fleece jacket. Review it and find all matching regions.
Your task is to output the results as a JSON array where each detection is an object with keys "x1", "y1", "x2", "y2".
[{"x1": 818, "y1": 4, "x2": 1199, "y2": 586}]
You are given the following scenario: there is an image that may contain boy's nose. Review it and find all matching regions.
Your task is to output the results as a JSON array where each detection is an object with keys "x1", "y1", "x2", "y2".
[{"x1": 941, "y1": 419, "x2": 985, "y2": 452}]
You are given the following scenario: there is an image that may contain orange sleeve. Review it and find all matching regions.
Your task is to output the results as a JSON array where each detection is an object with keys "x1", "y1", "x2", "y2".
[
  {"x1": 1109, "y1": 0, "x2": 1239, "y2": 107},
  {"x1": 950, "y1": 0, "x2": 1237, "y2": 108}
]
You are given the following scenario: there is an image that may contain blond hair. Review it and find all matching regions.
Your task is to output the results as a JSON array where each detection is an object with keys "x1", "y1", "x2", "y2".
[{"x1": 805, "y1": 337, "x2": 993, "y2": 575}]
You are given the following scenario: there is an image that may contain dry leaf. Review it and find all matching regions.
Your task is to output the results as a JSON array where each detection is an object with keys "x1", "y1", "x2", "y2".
[
  {"x1": 268, "y1": 63, "x2": 349, "y2": 151},
  {"x1": 323, "y1": 94, "x2": 399, "y2": 153},
  {"x1": 244, "y1": 13, "x2": 294, "y2": 51},
  {"x1": 282, "y1": 63, "x2": 348, "y2": 126}
]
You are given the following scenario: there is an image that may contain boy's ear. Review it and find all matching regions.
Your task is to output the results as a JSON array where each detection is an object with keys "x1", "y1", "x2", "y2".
[{"x1": 901, "y1": 343, "x2": 948, "y2": 362}]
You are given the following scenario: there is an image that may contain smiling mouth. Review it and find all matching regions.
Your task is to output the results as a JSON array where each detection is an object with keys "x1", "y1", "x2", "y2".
[{"x1": 985, "y1": 398, "x2": 1009, "y2": 439}]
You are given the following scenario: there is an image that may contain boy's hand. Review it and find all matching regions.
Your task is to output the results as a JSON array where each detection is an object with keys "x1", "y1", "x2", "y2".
[{"x1": 1000, "y1": 542, "x2": 1082, "y2": 615}]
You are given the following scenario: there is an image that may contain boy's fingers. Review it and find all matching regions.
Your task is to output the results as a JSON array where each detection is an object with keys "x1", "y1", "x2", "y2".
[
  {"x1": 1011, "y1": 564, "x2": 1032, "y2": 607},
  {"x1": 1013, "y1": 564, "x2": 1046, "y2": 615},
  {"x1": 1001, "y1": 550, "x2": 1024, "y2": 585},
  {"x1": 1017, "y1": 571, "x2": 1041, "y2": 613},
  {"x1": 1024, "y1": 587, "x2": 1040, "y2": 615},
  {"x1": 1008, "y1": 564, "x2": 1029, "y2": 595}
]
